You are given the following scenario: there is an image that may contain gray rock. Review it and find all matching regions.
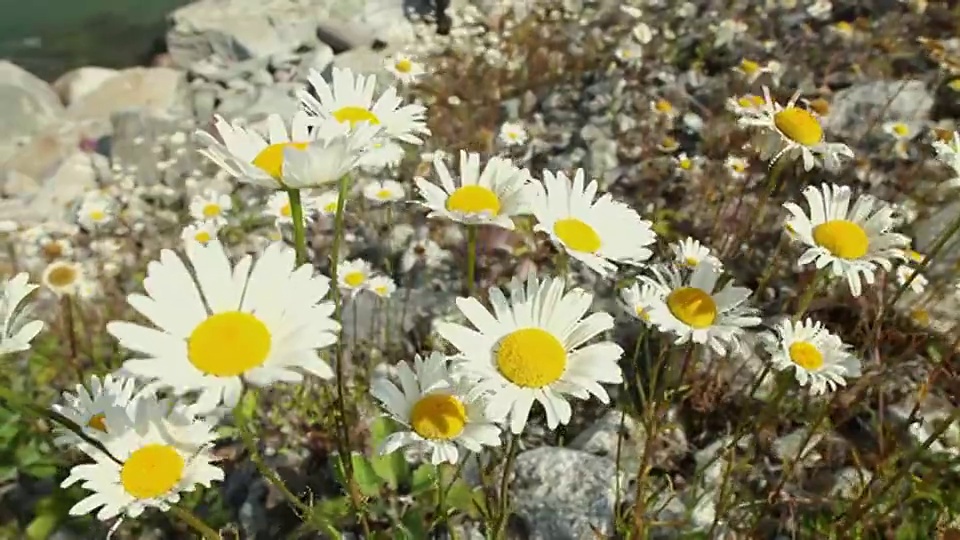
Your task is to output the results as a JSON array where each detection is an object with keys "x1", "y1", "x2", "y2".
[
  {"x1": 823, "y1": 80, "x2": 934, "y2": 137},
  {"x1": 110, "y1": 111, "x2": 198, "y2": 187},
  {"x1": 295, "y1": 44, "x2": 336, "y2": 82},
  {"x1": 2, "y1": 170, "x2": 40, "y2": 198},
  {"x1": 585, "y1": 137, "x2": 619, "y2": 183},
  {"x1": 0, "y1": 61, "x2": 65, "y2": 161},
  {"x1": 51, "y1": 66, "x2": 120, "y2": 106},
  {"x1": 2, "y1": 123, "x2": 82, "y2": 185},
  {"x1": 3, "y1": 152, "x2": 101, "y2": 224},
  {"x1": 510, "y1": 447, "x2": 624, "y2": 540},
  {"x1": 569, "y1": 409, "x2": 646, "y2": 473}
]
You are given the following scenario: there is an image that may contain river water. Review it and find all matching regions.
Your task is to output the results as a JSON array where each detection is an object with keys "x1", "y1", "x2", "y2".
[{"x1": 0, "y1": 0, "x2": 190, "y2": 80}]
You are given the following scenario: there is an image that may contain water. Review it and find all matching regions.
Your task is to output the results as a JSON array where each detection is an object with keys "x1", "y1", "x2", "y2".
[{"x1": 0, "y1": 0, "x2": 190, "y2": 81}]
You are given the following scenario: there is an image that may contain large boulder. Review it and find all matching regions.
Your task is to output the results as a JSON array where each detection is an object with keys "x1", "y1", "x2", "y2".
[
  {"x1": 0, "y1": 61, "x2": 65, "y2": 162},
  {"x1": 0, "y1": 152, "x2": 101, "y2": 225},
  {"x1": 52, "y1": 67, "x2": 120, "y2": 106},
  {"x1": 2, "y1": 123, "x2": 82, "y2": 182},
  {"x1": 822, "y1": 80, "x2": 934, "y2": 137}
]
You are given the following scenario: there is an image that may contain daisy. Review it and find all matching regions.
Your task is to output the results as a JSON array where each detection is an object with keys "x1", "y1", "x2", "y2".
[
  {"x1": 738, "y1": 86, "x2": 853, "y2": 171},
  {"x1": 882, "y1": 121, "x2": 914, "y2": 142},
  {"x1": 401, "y1": 238, "x2": 448, "y2": 273},
  {"x1": 42, "y1": 260, "x2": 85, "y2": 296},
  {"x1": 338, "y1": 259, "x2": 373, "y2": 293},
  {"x1": 188, "y1": 190, "x2": 232, "y2": 225},
  {"x1": 619, "y1": 281, "x2": 663, "y2": 324},
  {"x1": 725, "y1": 94, "x2": 768, "y2": 118},
  {"x1": 762, "y1": 318, "x2": 861, "y2": 395},
  {"x1": 528, "y1": 168, "x2": 656, "y2": 276},
  {"x1": 499, "y1": 121, "x2": 529, "y2": 147},
  {"x1": 631, "y1": 21, "x2": 654, "y2": 44},
  {"x1": 651, "y1": 98, "x2": 678, "y2": 119},
  {"x1": 657, "y1": 136, "x2": 681, "y2": 153},
  {"x1": 366, "y1": 275, "x2": 397, "y2": 298},
  {"x1": 724, "y1": 155, "x2": 750, "y2": 179},
  {"x1": 51, "y1": 374, "x2": 138, "y2": 447},
  {"x1": 641, "y1": 263, "x2": 760, "y2": 354},
  {"x1": 614, "y1": 40, "x2": 644, "y2": 66},
  {"x1": 357, "y1": 140, "x2": 406, "y2": 172},
  {"x1": 180, "y1": 220, "x2": 222, "y2": 250},
  {"x1": 34, "y1": 236, "x2": 73, "y2": 260},
  {"x1": 299, "y1": 67, "x2": 429, "y2": 144},
  {"x1": 436, "y1": 275, "x2": 624, "y2": 434},
  {"x1": 370, "y1": 352, "x2": 501, "y2": 464},
  {"x1": 77, "y1": 197, "x2": 113, "y2": 230},
  {"x1": 0, "y1": 273, "x2": 43, "y2": 356},
  {"x1": 62, "y1": 394, "x2": 223, "y2": 521},
  {"x1": 384, "y1": 52, "x2": 426, "y2": 84},
  {"x1": 734, "y1": 59, "x2": 777, "y2": 85},
  {"x1": 932, "y1": 130, "x2": 960, "y2": 187},
  {"x1": 895, "y1": 264, "x2": 928, "y2": 294},
  {"x1": 362, "y1": 180, "x2": 405, "y2": 205},
  {"x1": 783, "y1": 183, "x2": 909, "y2": 297},
  {"x1": 415, "y1": 150, "x2": 531, "y2": 230},
  {"x1": 311, "y1": 190, "x2": 343, "y2": 216},
  {"x1": 107, "y1": 240, "x2": 340, "y2": 413},
  {"x1": 673, "y1": 152, "x2": 702, "y2": 174},
  {"x1": 264, "y1": 191, "x2": 317, "y2": 225},
  {"x1": 670, "y1": 237, "x2": 722, "y2": 269}
]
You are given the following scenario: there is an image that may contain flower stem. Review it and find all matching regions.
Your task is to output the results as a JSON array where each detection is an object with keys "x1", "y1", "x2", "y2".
[
  {"x1": 886, "y1": 211, "x2": 960, "y2": 311},
  {"x1": 466, "y1": 225, "x2": 478, "y2": 296},
  {"x1": 169, "y1": 506, "x2": 220, "y2": 540},
  {"x1": 285, "y1": 188, "x2": 308, "y2": 266},
  {"x1": 494, "y1": 434, "x2": 520, "y2": 539},
  {"x1": 792, "y1": 270, "x2": 824, "y2": 321}
]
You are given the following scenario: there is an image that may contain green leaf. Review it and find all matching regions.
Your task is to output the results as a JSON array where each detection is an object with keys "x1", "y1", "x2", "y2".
[
  {"x1": 399, "y1": 509, "x2": 428, "y2": 540},
  {"x1": 411, "y1": 463, "x2": 438, "y2": 495},
  {"x1": 351, "y1": 452, "x2": 385, "y2": 497},
  {"x1": 25, "y1": 512, "x2": 60, "y2": 540},
  {"x1": 369, "y1": 417, "x2": 393, "y2": 448},
  {"x1": 446, "y1": 479, "x2": 485, "y2": 519},
  {"x1": 23, "y1": 462, "x2": 58, "y2": 480}
]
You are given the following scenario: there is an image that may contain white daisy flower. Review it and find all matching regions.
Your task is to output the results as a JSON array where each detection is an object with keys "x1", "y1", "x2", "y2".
[
  {"x1": 528, "y1": 168, "x2": 656, "y2": 277},
  {"x1": 499, "y1": 121, "x2": 529, "y2": 147},
  {"x1": 180, "y1": 220, "x2": 222, "y2": 251},
  {"x1": 725, "y1": 94, "x2": 767, "y2": 118},
  {"x1": 651, "y1": 98, "x2": 678, "y2": 119},
  {"x1": 62, "y1": 394, "x2": 223, "y2": 521},
  {"x1": 42, "y1": 260, "x2": 85, "y2": 296},
  {"x1": 51, "y1": 374, "x2": 138, "y2": 447},
  {"x1": 299, "y1": 67, "x2": 430, "y2": 144},
  {"x1": 357, "y1": 140, "x2": 406, "y2": 172},
  {"x1": 264, "y1": 191, "x2": 317, "y2": 225},
  {"x1": 436, "y1": 275, "x2": 624, "y2": 434},
  {"x1": 362, "y1": 180, "x2": 405, "y2": 205},
  {"x1": 107, "y1": 240, "x2": 339, "y2": 413},
  {"x1": 401, "y1": 238, "x2": 448, "y2": 273},
  {"x1": 932, "y1": 130, "x2": 960, "y2": 188},
  {"x1": 77, "y1": 197, "x2": 113, "y2": 230},
  {"x1": 311, "y1": 190, "x2": 343, "y2": 216},
  {"x1": 415, "y1": 150, "x2": 531, "y2": 230},
  {"x1": 367, "y1": 275, "x2": 397, "y2": 298},
  {"x1": 642, "y1": 263, "x2": 761, "y2": 354},
  {"x1": 670, "y1": 237, "x2": 722, "y2": 269},
  {"x1": 733, "y1": 59, "x2": 778, "y2": 85},
  {"x1": 619, "y1": 281, "x2": 663, "y2": 325},
  {"x1": 338, "y1": 259, "x2": 373, "y2": 293},
  {"x1": 370, "y1": 352, "x2": 501, "y2": 465},
  {"x1": 895, "y1": 264, "x2": 928, "y2": 294},
  {"x1": 783, "y1": 183, "x2": 909, "y2": 297},
  {"x1": 763, "y1": 318, "x2": 861, "y2": 395},
  {"x1": 188, "y1": 190, "x2": 232, "y2": 225},
  {"x1": 278, "y1": 122, "x2": 381, "y2": 189},
  {"x1": 724, "y1": 155, "x2": 750, "y2": 178},
  {"x1": 614, "y1": 40, "x2": 644, "y2": 66},
  {"x1": 33, "y1": 235, "x2": 74, "y2": 260},
  {"x1": 673, "y1": 152, "x2": 702, "y2": 174},
  {"x1": 385, "y1": 52, "x2": 426, "y2": 84},
  {"x1": 882, "y1": 121, "x2": 915, "y2": 141},
  {"x1": 0, "y1": 273, "x2": 44, "y2": 355},
  {"x1": 738, "y1": 86, "x2": 854, "y2": 171}
]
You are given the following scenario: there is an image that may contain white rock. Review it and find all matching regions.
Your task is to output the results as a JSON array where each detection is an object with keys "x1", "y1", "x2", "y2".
[
  {"x1": 0, "y1": 61, "x2": 65, "y2": 161},
  {"x1": 52, "y1": 67, "x2": 120, "y2": 106},
  {"x1": 2, "y1": 152, "x2": 101, "y2": 225}
]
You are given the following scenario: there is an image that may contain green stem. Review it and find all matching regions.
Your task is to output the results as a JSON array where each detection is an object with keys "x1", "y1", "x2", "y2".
[
  {"x1": 286, "y1": 189, "x2": 308, "y2": 266},
  {"x1": 792, "y1": 270, "x2": 824, "y2": 321},
  {"x1": 495, "y1": 435, "x2": 520, "y2": 539},
  {"x1": 169, "y1": 506, "x2": 220, "y2": 540},
  {"x1": 466, "y1": 225, "x2": 478, "y2": 297},
  {"x1": 886, "y1": 211, "x2": 960, "y2": 311}
]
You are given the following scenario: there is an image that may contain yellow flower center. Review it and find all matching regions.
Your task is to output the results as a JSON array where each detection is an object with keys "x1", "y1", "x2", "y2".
[
  {"x1": 834, "y1": 21, "x2": 853, "y2": 34},
  {"x1": 89, "y1": 210, "x2": 106, "y2": 222},
  {"x1": 666, "y1": 287, "x2": 717, "y2": 329},
  {"x1": 655, "y1": 99, "x2": 673, "y2": 113},
  {"x1": 906, "y1": 250, "x2": 923, "y2": 263},
  {"x1": 323, "y1": 201, "x2": 338, "y2": 213},
  {"x1": 410, "y1": 393, "x2": 467, "y2": 440},
  {"x1": 635, "y1": 306, "x2": 650, "y2": 321},
  {"x1": 194, "y1": 231, "x2": 212, "y2": 244},
  {"x1": 495, "y1": 328, "x2": 567, "y2": 388},
  {"x1": 332, "y1": 106, "x2": 381, "y2": 127},
  {"x1": 252, "y1": 141, "x2": 310, "y2": 180},
  {"x1": 737, "y1": 96, "x2": 754, "y2": 108},
  {"x1": 679, "y1": 158, "x2": 692, "y2": 170},
  {"x1": 202, "y1": 203, "x2": 222, "y2": 218},
  {"x1": 911, "y1": 308, "x2": 929, "y2": 325},
  {"x1": 280, "y1": 203, "x2": 292, "y2": 217},
  {"x1": 344, "y1": 271, "x2": 367, "y2": 287},
  {"x1": 660, "y1": 136, "x2": 679, "y2": 151},
  {"x1": 749, "y1": 95, "x2": 765, "y2": 106},
  {"x1": 891, "y1": 123, "x2": 909, "y2": 137},
  {"x1": 740, "y1": 59, "x2": 760, "y2": 74},
  {"x1": 445, "y1": 185, "x2": 501, "y2": 216},
  {"x1": 730, "y1": 161, "x2": 746, "y2": 173},
  {"x1": 788, "y1": 341, "x2": 824, "y2": 371},
  {"x1": 773, "y1": 107, "x2": 823, "y2": 146},
  {"x1": 684, "y1": 256, "x2": 699, "y2": 266},
  {"x1": 187, "y1": 312, "x2": 271, "y2": 376},
  {"x1": 948, "y1": 79, "x2": 960, "y2": 92},
  {"x1": 812, "y1": 220, "x2": 869, "y2": 259},
  {"x1": 553, "y1": 218, "x2": 602, "y2": 253},
  {"x1": 86, "y1": 414, "x2": 107, "y2": 433},
  {"x1": 46, "y1": 264, "x2": 78, "y2": 288},
  {"x1": 376, "y1": 188, "x2": 393, "y2": 200},
  {"x1": 375, "y1": 285, "x2": 389, "y2": 296},
  {"x1": 395, "y1": 59, "x2": 413, "y2": 73},
  {"x1": 120, "y1": 444, "x2": 184, "y2": 500}
]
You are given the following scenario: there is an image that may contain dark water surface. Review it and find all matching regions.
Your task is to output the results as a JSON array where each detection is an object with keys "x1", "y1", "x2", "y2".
[{"x1": 0, "y1": 0, "x2": 191, "y2": 80}]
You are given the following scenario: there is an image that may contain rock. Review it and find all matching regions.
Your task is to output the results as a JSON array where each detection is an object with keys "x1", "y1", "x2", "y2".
[
  {"x1": 2, "y1": 170, "x2": 40, "y2": 198},
  {"x1": 66, "y1": 68, "x2": 187, "y2": 139},
  {"x1": 330, "y1": 46, "x2": 394, "y2": 81},
  {"x1": 510, "y1": 447, "x2": 624, "y2": 540},
  {"x1": 110, "y1": 111, "x2": 198, "y2": 187},
  {"x1": 0, "y1": 61, "x2": 65, "y2": 161},
  {"x1": 772, "y1": 427, "x2": 823, "y2": 466},
  {"x1": 3, "y1": 123, "x2": 82, "y2": 181},
  {"x1": 295, "y1": 44, "x2": 336, "y2": 82},
  {"x1": 2, "y1": 152, "x2": 101, "y2": 224},
  {"x1": 319, "y1": 0, "x2": 432, "y2": 50},
  {"x1": 823, "y1": 80, "x2": 934, "y2": 137},
  {"x1": 52, "y1": 67, "x2": 120, "y2": 106},
  {"x1": 569, "y1": 409, "x2": 646, "y2": 472}
]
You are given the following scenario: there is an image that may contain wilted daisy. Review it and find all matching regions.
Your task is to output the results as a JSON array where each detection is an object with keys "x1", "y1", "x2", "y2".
[
  {"x1": 51, "y1": 374, "x2": 138, "y2": 447},
  {"x1": 415, "y1": 150, "x2": 531, "y2": 230},
  {"x1": 180, "y1": 220, "x2": 221, "y2": 249},
  {"x1": 763, "y1": 318, "x2": 861, "y2": 395},
  {"x1": 264, "y1": 191, "x2": 317, "y2": 225},
  {"x1": 371, "y1": 352, "x2": 501, "y2": 464},
  {"x1": 384, "y1": 52, "x2": 425, "y2": 84},
  {"x1": 642, "y1": 263, "x2": 760, "y2": 354},
  {"x1": 77, "y1": 197, "x2": 113, "y2": 230},
  {"x1": 0, "y1": 273, "x2": 43, "y2": 355},
  {"x1": 498, "y1": 121, "x2": 529, "y2": 147},
  {"x1": 362, "y1": 179, "x2": 405, "y2": 205},
  {"x1": 188, "y1": 190, "x2": 232, "y2": 225},
  {"x1": 724, "y1": 155, "x2": 750, "y2": 179},
  {"x1": 619, "y1": 281, "x2": 663, "y2": 324},
  {"x1": 62, "y1": 395, "x2": 223, "y2": 521},
  {"x1": 31, "y1": 235, "x2": 73, "y2": 261},
  {"x1": 436, "y1": 275, "x2": 624, "y2": 434},
  {"x1": 738, "y1": 86, "x2": 853, "y2": 171},
  {"x1": 108, "y1": 240, "x2": 339, "y2": 413},
  {"x1": 299, "y1": 67, "x2": 429, "y2": 144},
  {"x1": 338, "y1": 259, "x2": 373, "y2": 293},
  {"x1": 367, "y1": 275, "x2": 397, "y2": 298},
  {"x1": 528, "y1": 168, "x2": 656, "y2": 276},
  {"x1": 671, "y1": 237, "x2": 722, "y2": 269},
  {"x1": 42, "y1": 260, "x2": 85, "y2": 296},
  {"x1": 401, "y1": 238, "x2": 448, "y2": 272},
  {"x1": 783, "y1": 183, "x2": 909, "y2": 297}
]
